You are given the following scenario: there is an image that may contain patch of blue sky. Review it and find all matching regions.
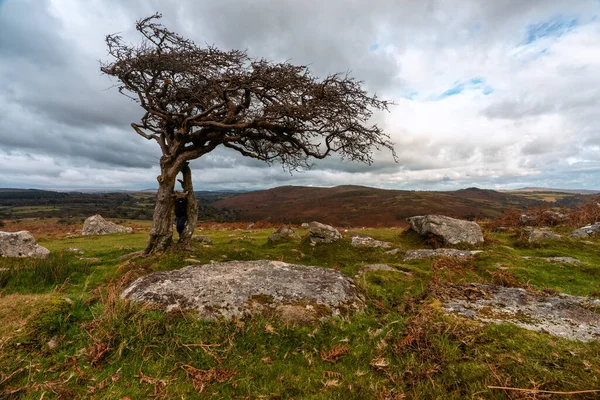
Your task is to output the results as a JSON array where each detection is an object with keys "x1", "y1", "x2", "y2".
[
  {"x1": 369, "y1": 43, "x2": 380, "y2": 52},
  {"x1": 399, "y1": 91, "x2": 418, "y2": 100},
  {"x1": 434, "y1": 78, "x2": 493, "y2": 100},
  {"x1": 525, "y1": 16, "x2": 578, "y2": 44}
]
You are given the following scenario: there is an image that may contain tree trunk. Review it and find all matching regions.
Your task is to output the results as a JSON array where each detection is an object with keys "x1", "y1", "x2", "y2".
[
  {"x1": 144, "y1": 171, "x2": 177, "y2": 254},
  {"x1": 178, "y1": 162, "x2": 197, "y2": 244}
]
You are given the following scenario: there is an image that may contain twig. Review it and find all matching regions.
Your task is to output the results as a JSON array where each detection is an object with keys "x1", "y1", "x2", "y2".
[{"x1": 488, "y1": 386, "x2": 600, "y2": 395}]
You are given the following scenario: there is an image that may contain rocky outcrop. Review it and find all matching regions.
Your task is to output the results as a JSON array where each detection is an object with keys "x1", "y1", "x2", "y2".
[
  {"x1": 406, "y1": 215, "x2": 484, "y2": 246},
  {"x1": 520, "y1": 211, "x2": 568, "y2": 226},
  {"x1": 307, "y1": 222, "x2": 342, "y2": 245},
  {"x1": 403, "y1": 248, "x2": 478, "y2": 261},
  {"x1": 122, "y1": 260, "x2": 363, "y2": 321},
  {"x1": 569, "y1": 223, "x2": 600, "y2": 239},
  {"x1": 268, "y1": 226, "x2": 298, "y2": 244},
  {"x1": 528, "y1": 229, "x2": 561, "y2": 243},
  {"x1": 441, "y1": 283, "x2": 600, "y2": 341},
  {"x1": 82, "y1": 215, "x2": 132, "y2": 236},
  {"x1": 0, "y1": 231, "x2": 50, "y2": 258},
  {"x1": 350, "y1": 235, "x2": 392, "y2": 248}
]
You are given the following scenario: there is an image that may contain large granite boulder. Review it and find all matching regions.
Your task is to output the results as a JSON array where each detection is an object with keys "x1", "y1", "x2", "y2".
[
  {"x1": 569, "y1": 223, "x2": 600, "y2": 239},
  {"x1": 350, "y1": 235, "x2": 392, "y2": 248},
  {"x1": 268, "y1": 226, "x2": 299, "y2": 244},
  {"x1": 307, "y1": 222, "x2": 342, "y2": 245},
  {"x1": 406, "y1": 215, "x2": 484, "y2": 246},
  {"x1": 0, "y1": 231, "x2": 50, "y2": 258},
  {"x1": 122, "y1": 260, "x2": 363, "y2": 321},
  {"x1": 82, "y1": 215, "x2": 133, "y2": 235}
]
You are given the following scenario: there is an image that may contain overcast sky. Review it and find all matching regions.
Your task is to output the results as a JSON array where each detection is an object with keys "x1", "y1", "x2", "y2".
[{"x1": 1, "y1": 0, "x2": 599, "y2": 191}]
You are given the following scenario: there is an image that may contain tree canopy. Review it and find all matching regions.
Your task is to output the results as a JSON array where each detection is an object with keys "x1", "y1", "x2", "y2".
[{"x1": 101, "y1": 13, "x2": 396, "y2": 174}]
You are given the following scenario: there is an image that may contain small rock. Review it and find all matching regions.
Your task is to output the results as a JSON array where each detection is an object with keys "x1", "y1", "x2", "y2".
[
  {"x1": 545, "y1": 256, "x2": 581, "y2": 264},
  {"x1": 384, "y1": 248, "x2": 402, "y2": 255},
  {"x1": 492, "y1": 227, "x2": 508, "y2": 233},
  {"x1": 308, "y1": 222, "x2": 342, "y2": 245},
  {"x1": 520, "y1": 214, "x2": 538, "y2": 225},
  {"x1": 47, "y1": 337, "x2": 59, "y2": 350},
  {"x1": 192, "y1": 235, "x2": 212, "y2": 245},
  {"x1": 357, "y1": 264, "x2": 412, "y2": 276},
  {"x1": 523, "y1": 256, "x2": 581, "y2": 264},
  {"x1": 65, "y1": 248, "x2": 84, "y2": 255},
  {"x1": 268, "y1": 226, "x2": 299, "y2": 244},
  {"x1": 528, "y1": 229, "x2": 562, "y2": 243},
  {"x1": 301, "y1": 223, "x2": 309, "y2": 229}
]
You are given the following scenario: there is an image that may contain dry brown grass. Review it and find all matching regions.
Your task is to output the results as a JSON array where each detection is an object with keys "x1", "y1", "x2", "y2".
[
  {"x1": 568, "y1": 196, "x2": 600, "y2": 226},
  {"x1": 175, "y1": 363, "x2": 237, "y2": 393},
  {"x1": 320, "y1": 343, "x2": 351, "y2": 363},
  {"x1": 1, "y1": 218, "x2": 146, "y2": 239}
]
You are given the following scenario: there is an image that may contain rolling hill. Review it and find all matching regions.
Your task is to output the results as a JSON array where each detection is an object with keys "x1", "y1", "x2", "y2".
[{"x1": 212, "y1": 185, "x2": 545, "y2": 227}]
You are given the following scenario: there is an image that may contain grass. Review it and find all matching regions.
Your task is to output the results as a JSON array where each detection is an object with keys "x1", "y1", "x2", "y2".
[{"x1": 0, "y1": 220, "x2": 599, "y2": 398}]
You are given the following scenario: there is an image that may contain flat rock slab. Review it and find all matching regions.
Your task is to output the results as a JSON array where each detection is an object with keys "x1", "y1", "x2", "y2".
[
  {"x1": 528, "y1": 229, "x2": 561, "y2": 243},
  {"x1": 403, "y1": 248, "x2": 479, "y2": 261},
  {"x1": 440, "y1": 284, "x2": 600, "y2": 342},
  {"x1": 122, "y1": 260, "x2": 363, "y2": 321},
  {"x1": 522, "y1": 256, "x2": 581, "y2": 264},
  {"x1": 351, "y1": 235, "x2": 392, "y2": 248},
  {"x1": 569, "y1": 223, "x2": 600, "y2": 238}
]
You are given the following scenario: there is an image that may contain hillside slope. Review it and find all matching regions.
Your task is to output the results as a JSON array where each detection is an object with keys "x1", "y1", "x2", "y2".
[{"x1": 213, "y1": 185, "x2": 541, "y2": 226}]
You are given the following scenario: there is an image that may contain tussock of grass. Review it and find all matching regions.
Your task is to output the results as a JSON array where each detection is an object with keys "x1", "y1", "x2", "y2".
[{"x1": 0, "y1": 253, "x2": 92, "y2": 294}]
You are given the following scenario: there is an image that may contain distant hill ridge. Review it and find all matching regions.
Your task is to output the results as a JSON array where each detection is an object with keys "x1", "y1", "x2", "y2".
[
  {"x1": 502, "y1": 187, "x2": 600, "y2": 195},
  {"x1": 212, "y1": 185, "x2": 547, "y2": 227}
]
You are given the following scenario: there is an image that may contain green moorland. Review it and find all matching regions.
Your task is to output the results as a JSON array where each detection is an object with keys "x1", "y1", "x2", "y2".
[{"x1": 0, "y1": 220, "x2": 599, "y2": 399}]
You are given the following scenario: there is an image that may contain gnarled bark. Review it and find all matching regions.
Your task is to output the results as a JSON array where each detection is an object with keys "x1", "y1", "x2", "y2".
[
  {"x1": 178, "y1": 162, "x2": 197, "y2": 245},
  {"x1": 144, "y1": 171, "x2": 177, "y2": 254}
]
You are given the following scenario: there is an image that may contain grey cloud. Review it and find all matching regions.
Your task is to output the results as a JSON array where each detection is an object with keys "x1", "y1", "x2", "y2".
[{"x1": 1, "y1": 0, "x2": 600, "y2": 189}]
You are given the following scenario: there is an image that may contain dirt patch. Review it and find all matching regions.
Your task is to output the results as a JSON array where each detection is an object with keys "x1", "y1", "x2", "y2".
[{"x1": 438, "y1": 283, "x2": 600, "y2": 341}]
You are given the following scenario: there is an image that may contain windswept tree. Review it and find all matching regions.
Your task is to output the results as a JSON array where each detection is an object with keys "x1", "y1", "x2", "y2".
[{"x1": 102, "y1": 14, "x2": 396, "y2": 254}]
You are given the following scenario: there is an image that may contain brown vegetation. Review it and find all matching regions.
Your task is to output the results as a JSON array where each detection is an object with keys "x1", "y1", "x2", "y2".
[{"x1": 213, "y1": 185, "x2": 542, "y2": 227}]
